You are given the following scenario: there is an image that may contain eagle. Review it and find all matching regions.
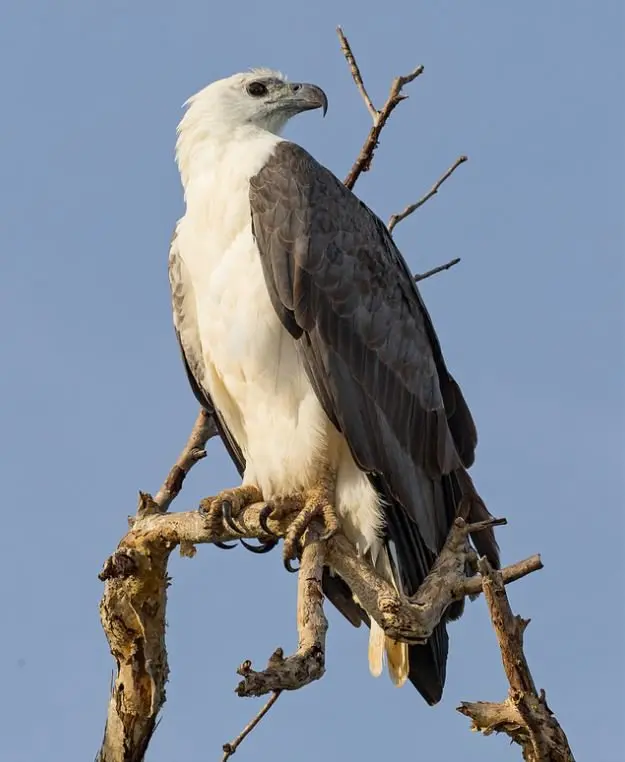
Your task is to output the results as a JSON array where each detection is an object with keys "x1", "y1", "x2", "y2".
[{"x1": 169, "y1": 69, "x2": 500, "y2": 705}]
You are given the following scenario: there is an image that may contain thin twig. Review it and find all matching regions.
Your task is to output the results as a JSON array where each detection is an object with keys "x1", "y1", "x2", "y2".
[
  {"x1": 338, "y1": 27, "x2": 424, "y2": 190},
  {"x1": 149, "y1": 408, "x2": 217, "y2": 514},
  {"x1": 336, "y1": 26, "x2": 377, "y2": 119},
  {"x1": 414, "y1": 257, "x2": 461, "y2": 283},
  {"x1": 222, "y1": 691, "x2": 282, "y2": 761},
  {"x1": 388, "y1": 155, "x2": 468, "y2": 233}
]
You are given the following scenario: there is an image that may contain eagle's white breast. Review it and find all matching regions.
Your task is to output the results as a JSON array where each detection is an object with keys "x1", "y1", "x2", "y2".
[{"x1": 175, "y1": 127, "x2": 383, "y2": 558}]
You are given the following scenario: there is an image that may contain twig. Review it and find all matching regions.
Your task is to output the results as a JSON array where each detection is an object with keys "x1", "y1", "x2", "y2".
[
  {"x1": 414, "y1": 257, "x2": 461, "y2": 283},
  {"x1": 336, "y1": 26, "x2": 377, "y2": 119},
  {"x1": 149, "y1": 407, "x2": 216, "y2": 513},
  {"x1": 388, "y1": 155, "x2": 468, "y2": 233},
  {"x1": 458, "y1": 558, "x2": 575, "y2": 762},
  {"x1": 338, "y1": 27, "x2": 424, "y2": 190},
  {"x1": 221, "y1": 691, "x2": 282, "y2": 761}
]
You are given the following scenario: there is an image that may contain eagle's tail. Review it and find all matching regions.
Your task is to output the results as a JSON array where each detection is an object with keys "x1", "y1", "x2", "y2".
[
  {"x1": 367, "y1": 553, "x2": 410, "y2": 687},
  {"x1": 368, "y1": 619, "x2": 409, "y2": 687}
]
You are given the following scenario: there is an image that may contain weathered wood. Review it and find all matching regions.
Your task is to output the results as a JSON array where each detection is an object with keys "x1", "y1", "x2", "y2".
[
  {"x1": 235, "y1": 524, "x2": 328, "y2": 696},
  {"x1": 458, "y1": 559, "x2": 575, "y2": 762}
]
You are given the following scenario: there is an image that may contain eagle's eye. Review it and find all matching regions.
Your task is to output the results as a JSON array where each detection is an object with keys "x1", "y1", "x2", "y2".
[{"x1": 246, "y1": 81, "x2": 268, "y2": 97}]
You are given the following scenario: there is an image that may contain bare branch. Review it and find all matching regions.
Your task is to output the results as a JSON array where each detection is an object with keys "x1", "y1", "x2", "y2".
[
  {"x1": 96, "y1": 410, "x2": 215, "y2": 762},
  {"x1": 149, "y1": 408, "x2": 217, "y2": 514},
  {"x1": 414, "y1": 257, "x2": 461, "y2": 283},
  {"x1": 98, "y1": 488, "x2": 542, "y2": 762},
  {"x1": 336, "y1": 26, "x2": 377, "y2": 119},
  {"x1": 458, "y1": 558, "x2": 576, "y2": 761},
  {"x1": 388, "y1": 155, "x2": 468, "y2": 233},
  {"x1": 235, "y1": 523, "x2": 328, "y2": 696},
  {"x1": 338, "y1": 27, "x2": 424, "y2": 190},
  {"x1": 222, "y1": 691, "x2": 282, "y2": 762}
]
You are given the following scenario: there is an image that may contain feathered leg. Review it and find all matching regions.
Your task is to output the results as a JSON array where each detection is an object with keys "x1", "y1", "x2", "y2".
[{"x1": 281, "y1": 465, "x2": 338, "y2": 572}]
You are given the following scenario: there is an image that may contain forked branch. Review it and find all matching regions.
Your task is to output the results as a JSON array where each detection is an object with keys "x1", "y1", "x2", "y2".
[
  {"x1": 458, "y1": 559, "x2": 575, "y2": 761},
  {"x1": 235, "y1": 523, "x2": 328, "y2": 697},
  {"x1": 338, "y1": 26, "x2": 424, "y2": 190}
]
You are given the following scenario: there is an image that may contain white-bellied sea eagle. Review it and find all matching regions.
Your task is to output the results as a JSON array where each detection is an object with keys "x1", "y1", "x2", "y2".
[{"x1": 169, "y1": 69, "x2": 500, "y2": 704}]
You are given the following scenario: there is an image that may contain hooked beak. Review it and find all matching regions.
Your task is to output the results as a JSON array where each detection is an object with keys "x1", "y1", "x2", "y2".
[{"x1": 281, "y1": 82, "x2": 328, "y2": 116}]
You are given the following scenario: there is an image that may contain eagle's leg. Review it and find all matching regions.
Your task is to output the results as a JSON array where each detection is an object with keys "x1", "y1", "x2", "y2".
[
  {"x1": 282, "y1": 467, "x2": 338, "y2": 573},
  {"x1": 201, "y1": 485, "x2": 278, "y2": 553}
]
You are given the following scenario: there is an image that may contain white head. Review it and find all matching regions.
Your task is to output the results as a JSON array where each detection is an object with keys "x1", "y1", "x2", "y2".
[{"x1": 176, "y1": 69, "x2": 327, "y2": 181}]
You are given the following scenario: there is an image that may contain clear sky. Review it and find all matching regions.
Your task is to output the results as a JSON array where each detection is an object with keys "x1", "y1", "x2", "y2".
[{"x1": 1, "y1": 2, "x2": 623, "y2": 761}]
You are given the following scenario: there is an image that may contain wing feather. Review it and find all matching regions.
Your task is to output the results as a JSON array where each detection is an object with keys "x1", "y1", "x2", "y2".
[{"x1": 249, "y1": 142, "x2": 499, "y2": 703}]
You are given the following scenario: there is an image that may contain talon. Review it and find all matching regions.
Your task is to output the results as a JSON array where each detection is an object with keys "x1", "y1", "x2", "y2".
[
  {"x1": 240, "y1": 538, "x2": 279, "y2": 554},
  {"x1": 259, "y1": 503, "x2": 277, "y2": 537},
  {"x1": 221, "y1": 499, "x2": 243, "y2": 534},
  {"x1": 284, "y1": 556, "x2": 300, "y2": 573},
  {"x1": 214, "y1": 541, "x2": 238, "y2": 550}
]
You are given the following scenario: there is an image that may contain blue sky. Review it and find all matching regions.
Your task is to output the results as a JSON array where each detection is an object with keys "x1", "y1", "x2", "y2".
[{"x1": 1, "y1": 2, "x2": 623, "y2": 761}]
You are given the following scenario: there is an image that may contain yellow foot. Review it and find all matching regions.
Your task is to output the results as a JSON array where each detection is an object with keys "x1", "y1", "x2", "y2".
[
  {"x1": 200, "y1": 485, "x2": 271, "y2": 552},
  {"x1": 282, "y1": 481, "x2": 339, "y2": 572}
]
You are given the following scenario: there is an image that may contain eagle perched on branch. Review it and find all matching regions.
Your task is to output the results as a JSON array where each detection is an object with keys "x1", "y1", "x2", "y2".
[{"x1": 169, "y1": 69, "x2": 499, "y2": 705}]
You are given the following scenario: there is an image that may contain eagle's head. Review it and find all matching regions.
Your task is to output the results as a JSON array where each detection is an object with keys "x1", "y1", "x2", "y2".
[{"x1": 178, "y1": 69, "x2": 327, "y2": 139}]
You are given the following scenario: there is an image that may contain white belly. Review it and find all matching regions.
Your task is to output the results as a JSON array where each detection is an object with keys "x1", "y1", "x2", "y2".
[{"x1": 176, "y1": 143, "x2": 383, "y2": 556}]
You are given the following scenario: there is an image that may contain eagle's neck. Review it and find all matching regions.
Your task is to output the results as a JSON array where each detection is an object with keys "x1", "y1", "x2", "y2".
[{"x1": 176, "y1": 121, "x2": 282, "y2": 196}]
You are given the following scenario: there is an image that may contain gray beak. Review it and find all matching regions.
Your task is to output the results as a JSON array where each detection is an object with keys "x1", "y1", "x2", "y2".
[{"x1": 285, "y1": 82, "x2": 328, "y2": 116}]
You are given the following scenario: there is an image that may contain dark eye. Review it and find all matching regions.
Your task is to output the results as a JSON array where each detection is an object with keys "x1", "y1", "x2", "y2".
[{"x1": 246, "y1": 81, "x2": 268, "y2": 97}]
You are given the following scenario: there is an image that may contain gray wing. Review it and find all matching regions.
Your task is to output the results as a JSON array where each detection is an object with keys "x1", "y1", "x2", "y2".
[
  {"x1": 168, "y1": 232, "x2": 245, "y2": 475},
  {"x1": 249, "y1": 142, "x2": 499, "y2": 703},
  {"x1": 250, "y1": 142, "x2": 480, "y2": 551}
]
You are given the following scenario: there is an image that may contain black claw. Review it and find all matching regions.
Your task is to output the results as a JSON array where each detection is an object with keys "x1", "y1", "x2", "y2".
[
  {"x1": 259, "y1": 504, "x2": 277, "y2": 537},
  {"x1": 283, "y1": 556, "x2": 300, "y2": 573},
  {"x1": 214, "y1": 541, "x2": 238, "y2": 550},
  {"x1": 240, "y1": 538, "x2": 279, "y2": 554},
  {"x1": 221, "y1": 499, "x2": 243, "y2": 534}
]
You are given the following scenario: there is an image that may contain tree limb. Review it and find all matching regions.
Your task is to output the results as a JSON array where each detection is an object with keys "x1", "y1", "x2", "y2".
[
  {"x1": 222, "y1": 691, "x2": 282, "y2": 762},
  {"x1": 98, "y1": 490, "x2": 544, "y2": 757},
  {"x1": 96, "y1": 410, "x2": 216, "y2": 762},
  {"x1": 414, "y1": 257, "x2": 461, "y2": 283},
  {"x1": 235, "y1": 523, "x2": 328, "y2": 696},
  {"x1": 388, "y1": 155, "x2": 468, "y2": 233},
  {"x1": 150, "y1": 408, "x2": 217, "y2": 513},
  {"x1": 458, "y1": 558, "x2": 576, "y2": 762},
  {"x1": 338, "y1": 26, "x2": 424, "y2": 190}
]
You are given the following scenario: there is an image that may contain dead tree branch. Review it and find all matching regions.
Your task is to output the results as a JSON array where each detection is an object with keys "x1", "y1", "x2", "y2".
[
  {"x1": 98, "y1": 489, "x2": 543, "y2": 756},
  {"x1": 338, "y1": 26, "x2": 424, "y2": 190},
  {"x1": 235, "y1": 523, "x2": 328, "y2": 697},
  {"x1": 414, "y1": 257, "x2": 462, "y2": 282},
  {"x1": 337, "y1": 29, "x2": 465, "y2": 286},
  {"x1": 150, "y1": 408, "x2": 217, "y2": 512},
  {"x1": 96, "y1": 409, "x2": 216, "y2": 762},
  {"x1": 458, "y1": 559, "x2": 575, "y2": 762},
  {"x1": 222, "y1": 691, "x2": 282, "y2": 762},
  {"x1": 388, "y1": 155, "x2": 468, "y2": 233}
]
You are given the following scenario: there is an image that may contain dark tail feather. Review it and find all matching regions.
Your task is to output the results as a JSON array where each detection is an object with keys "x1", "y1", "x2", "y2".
[
  {"x1": 383, "y1": 497, "x2": 450, "y2": 704},
  {"x1": 408, "y1": 632, "x2": 448, "y2": 705}
]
